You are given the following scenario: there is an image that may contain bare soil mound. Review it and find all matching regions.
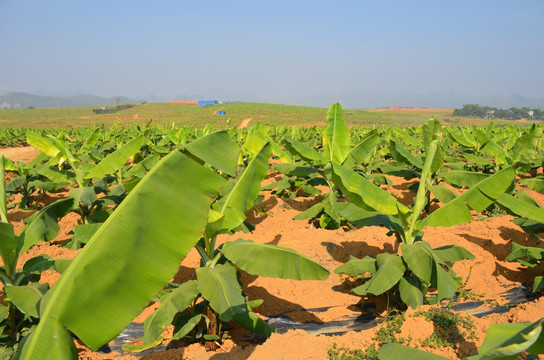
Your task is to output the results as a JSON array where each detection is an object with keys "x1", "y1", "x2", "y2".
[{"x1": 0, "y1": 146, "x2": 37, "y2": 163}]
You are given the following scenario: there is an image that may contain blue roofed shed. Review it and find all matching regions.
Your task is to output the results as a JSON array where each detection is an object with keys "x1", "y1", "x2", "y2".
[{"x1": 198, "y1": 100, "x2": 217, "y2": 106}]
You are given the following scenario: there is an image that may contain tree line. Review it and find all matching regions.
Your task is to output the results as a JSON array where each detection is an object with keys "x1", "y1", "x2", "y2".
[
  {"x1": 92, "y1": 104, "x2": 134, "y2": 114},
  {"x1": 453, "y1": 104, "x2": 543, "y2": 120}
]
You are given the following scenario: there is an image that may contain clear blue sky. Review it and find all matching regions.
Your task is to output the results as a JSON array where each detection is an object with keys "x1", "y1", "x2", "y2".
[{"x1": 2, "y1": 1, "x2": 543, "y2": 107}]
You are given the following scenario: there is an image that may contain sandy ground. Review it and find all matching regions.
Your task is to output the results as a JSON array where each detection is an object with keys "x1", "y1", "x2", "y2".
[
  {"x1": 0, "y1": 146, "x2": 37, "y2": 163},
  {"x1": 2, "y1": 148, "x2": 544, "y2": 360},
  {"x1": 238, "y1": 118, "x2": 252, "y2": 129}
]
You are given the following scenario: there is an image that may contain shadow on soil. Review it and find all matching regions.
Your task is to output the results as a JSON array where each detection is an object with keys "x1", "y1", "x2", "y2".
[
  {"x1": 279, "y1": 195, "x2": 324, "y2": 212},
  {"x1": 322, "y1": 240, "x2": 394, "y2": 263},
  {"x1": 246, "y1": 196, "x2": 278, "y2": 225},
  {"x1": 240, "y1": 271, "x2": 324, "y2": 324},
  {"x1": 458, "y1": 233, "x2": 512, "y2": 261}
]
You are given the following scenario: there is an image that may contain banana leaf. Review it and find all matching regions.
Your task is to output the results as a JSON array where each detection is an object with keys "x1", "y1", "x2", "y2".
[
  {"x1": 243, "y1": 125, "x2": 270, "y2": 157},
  {"x1": 497, "y1": 193, "x2": 544, "y2": 223},
  {"x1": 5, "y1": 283, "x2": 49, "y2": 318},
  {"x1": 399, "y1": 275, "x2": 424, "y2": 309},
  {"x1": 440, "y1": 171, "x2": 489, "y2": 188},
  {"x1": 330, "y1": 163, "x2": 399, "y2": 215},
  {"x1": 424, "y1": 166, "x2": 516, "y2": 228},
  {"x1": 211, "y1": 143, "x2": 271, "y2": 232},
  {"x1": 512, "y1": 124, "x2": 543, "y2": 165},
  {"x1": 323, "y1": 103, "x2": 350, "y2": 165},
  {"x1": 26, "y1": 133, "x2": 61, "y2": 159},
  {"x1": 335, "y1": 255, "x2": 377, "y2": 277},
  {"x1": 15, "y1": 151, "x2": 226, "y2": 360},
  {"x1": 390, "y1": 141, "x2": 423, "y2": 170},
  {"x1": 221, "y1": 238, "x2": 329, "y2": 280},
  {"x1": 18, "y1": 198, "x2": 75, "y2": 253},
  {"x1": 344, "y1": 130, "x2": 379, "y2": 167},
  {"x1": 79, "y1": 128, "x2": 101, "y2": 153},
  {"x1": 282, "y1": 137, "x2": 324, "y2": 164},
  {"x1": 85, "y1": 135, "x2": 145, "y2": 179},
  {"x1": 196, "y1": 263, "x2": 246, "y2": 322},
  {"x1": 353, "y1": 253, "x2": 405, "y2": 296},
  {"x1": 183, "y1": 130, "x2": 239, "y2": 176},
  {"x1": 518, "y1": 177, "x2": 544, "y2": 192},
  {"x1": 466, "y1": 317, "x2": 544, "y2": 360},
  {"x1": 140, "y1": 280, "x2": 200, "y2": 348}
]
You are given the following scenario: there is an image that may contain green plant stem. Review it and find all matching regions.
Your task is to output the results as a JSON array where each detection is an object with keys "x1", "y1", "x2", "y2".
[
  {"x1": 0, "y1": 271, "x2": 13, "y2": 286},
  {"x1": 206, "y1": 236, "x2": 216, "y2": 260}
]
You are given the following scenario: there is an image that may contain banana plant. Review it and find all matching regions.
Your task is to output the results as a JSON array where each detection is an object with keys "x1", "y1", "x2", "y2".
[
  {"x1": 3, "y1": 154, "x2": 68, "y2": 210},
  {"x1": 127, "y1": 139, "x2": 329, "y2": 352},
  {"x1": 497, "y1": 190, "x2": 544, "y2": 235},
  {"x1": 0, "y1": 156, "x2": 73, "y2": 349},
  {"x1": 14, "y1": 148, "x2": 227, "y2": 360},
  {"x1": 377, "y1": 316, "x2": 544, "y2": 360},
  {"x1": 26, "y1": 132, "x2": 147, "y2": 247},
  {"x1": 278, "y1": 103, "x2": 381, "y2": 229},
  {"x1": 333, "y1": 119, "x2": 517, "y2": 308},
  {"x1": 496, "y1": 192, "x2": 544, "y2": 292},
  {"x1": 505, "y1": 241, "x2": 544, "y2": 293},
  {"x1": 447, "y1": 124, "x2": 543, "y2": 174}
]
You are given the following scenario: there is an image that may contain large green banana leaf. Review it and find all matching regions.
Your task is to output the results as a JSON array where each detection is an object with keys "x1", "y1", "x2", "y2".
[
  {"x1": 449, "y1": 130, "x2": 474, "y2": 148},
  {"x1": 481, "y1": 141, "x2": 509, "y2": 167},
  {"x1": 85, "y1": 135, "x2": 145, "y2": 179},
  {"x1": 220, "y1": 238, "x2": 329, "y2": 280},
  {"x1": 18, "y1": 198, "x2": 75, "y2": 253},
  {"x1": 5, "y1": 283, "x2": 49, "y2": 318},
  {"x1": 15, "y1": 151, "x2": 226, "y2": 360},
  {"x1": 282, "y1": 137, "x2": 324, "y2": 164},
  {"x1": 389, "y1": 141, "x2": 423, "y2": 170},
  {"x1": 323, "y1": 103, "x2": 350, "y2": 165},
  {"x1": 183, "y1": 130, "x2": 239, "y2": 176},
  {"x1": 141, "y1": 280, "x2": 200, "y2": 347},
  {"x1": 511, "y1": 124, "x2": 542, "y2": 165},
  {"x1": 518, "y1": 177, "x2": 544, "y2": 192},
  {"x1": 330, "y1": 163, "x2": 399, "y2": 215},
  {"x1": 211, "y1": 143, "x2": 271, "y2": 232},
  {"x1": 243, "y1": 125, "x2": 270, "y2": 157},
  {"x1": 353, "y1": 253, "x2": 405, "y2": 296},
  {"x1": 497, "y1": 193, "x2": 544, "y2": 222},
  {"x1": 335, "y1": 255, "x2": 377, "y2": 277},
  {"x1": 465, "y1": 317, "x2": 544, "y2": 360},
  {"x1": 79, "y1": 128, "x2": 101, "y2": 153},
  {"x1": 0, "y1": 221, "x2": 17, "y2": 278},
  {"x1": 26, "y1": 133, "x2": 62, "y2": 159},
  {"x1": 424, "y1": 166, "x2": 516, "y2": 227},
  {"x1": 423, "y1": 118, "x2": 442, "y2": 150},
  {"x1": 343, "y1": 130, "x2": 380, "y2": 167},
  {"x1": 196, "y1": 263, "x2": 246, "y2": 322},
  {"x1": 440, "y1": 171, "x2": 489, "y2": 188}
]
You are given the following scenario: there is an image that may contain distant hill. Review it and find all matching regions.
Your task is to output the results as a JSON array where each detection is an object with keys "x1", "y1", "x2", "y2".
[
  {"x1": 274, "y1": 91, "x2": 544, "y2": 110},
  {"x1": 0, "y1": 92, "x2": 138, "y2": 109}
]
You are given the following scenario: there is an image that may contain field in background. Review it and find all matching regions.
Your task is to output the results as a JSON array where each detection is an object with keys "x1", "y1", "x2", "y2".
[{"x1": 0, "y1": 102, "x2": 530, "y2": 129}]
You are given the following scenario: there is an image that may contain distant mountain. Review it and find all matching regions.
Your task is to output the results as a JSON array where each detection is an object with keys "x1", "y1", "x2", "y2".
[{"x1": 0, "y1": 92, "x2": 139, "y2": 109}]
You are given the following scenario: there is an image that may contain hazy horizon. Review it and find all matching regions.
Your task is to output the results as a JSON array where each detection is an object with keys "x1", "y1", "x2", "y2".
[{"x1": 2, "y1": 1, "x2": 543, "y2": 108}]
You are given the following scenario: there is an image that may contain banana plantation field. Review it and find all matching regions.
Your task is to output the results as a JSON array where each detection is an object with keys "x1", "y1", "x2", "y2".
[
  {"x1": 0, "y1": 104, "x2": 543, "y2": 360},
  {"x1": 0, "y1": 101, "x2": 521, "y2": 133}
]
